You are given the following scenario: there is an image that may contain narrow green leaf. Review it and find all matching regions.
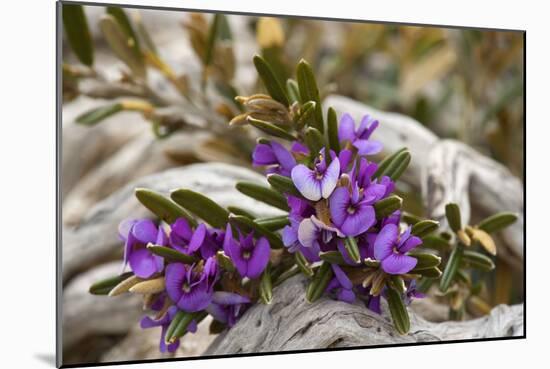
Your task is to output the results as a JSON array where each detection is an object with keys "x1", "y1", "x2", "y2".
[
  {"x1": 411, "y1": 220, "x2": 439, "y2": 238},
  {"x1": 169, "y1": 311, "x2": 207, "y2": 342},
  {"x1": 373, "y1": 148, "x2": 408, "y2": 179},
  {"x1": 134, "y1": 12, "x2": 157, "y2": 54},
  {"x1": 477, "y1": 212, "x2": 518, "y2": 234},
  {"x1": 461, "y1": 250, "x2": 495, "y2": 272},
  {"x1": 75, "y1": 103, "x2": 123, "y2": 126},
  {"x1": 247, "y1": 116, "x2": 296, "y2": 141},
  {"x1": 416, "y1": 277, "x2": 435, "y2": 293},
  {"x1": 147, "y1": 245, "x2": 197, "y2": 264},
  {"x1": 402, "y1": 212, "x2": 422, "y2": 225},
  {"x1": 304, "y1": 127, "x2": 326, "y2": 156},
  {"x1": 106, "y1": 7, "x2": 141, "y2": 57},
  {"x1": 295, "y1": 251, "x2": 314, "y2": 278},
  {"x1": 326, "y1": 107, "x2": 340, "y2": 153},
  {"x1": 216, "y1": 251, "x2": 236, "y2": 272},
  {"x1": 445, "y1": 203, "x2": 462, "y2": 233},
  {"x1": 267, "y1": 173, "x2": 301, "y2": 197},
  {"x1": 236, "y1": 182, "x2": 289, "y2": 211},
  {"x1": 229, "y1": 214, "x2": 284, "y2": 249},
  {"x1": 386, "y1": 287, "x2": 410, "y2": 335},
  {"x1": 296, "y1": 59, "x2": 323, "y2": 132},
  {"x1": 319, "y1": 251, "x2": 347, "y2": 265},
  {"x1": 99, "y1": 14, "x2": 146, "y2": 78},
  {"x1": 388, "y1": 275, "x2": 406, "y2": 293},
  {"x1": 273, "y1": 264, "x2": 300, "y2": 287},
  {"x1": 295, "y1": 101, "x2": 317, "y2": 130},
  {"x1": 89, "y1": 272, "x2": 133, "y2": 295},
  {"x1": 255, "y1": 215, "x2": 290, "y2": 231},
  {"x1": 410, "y1": 252, "x2": 442, "y2": 270},
  {"x1": 422, "y1": 235, "x2": 451, "y2": 250},
  {"x1": 440, "y1": 245, "x2": 463, "y2": 292},
  {"x1": 286, "y1": 79, "x2": 300, "y2": 103},
  {"x1": 170, "y1": 189, "x2": 229, "y2": 228},
  {"x1": 253, "y1": 55, "x2": 289, "y2": 106},
  {"x1": 344, "y1": 237, "x2": 361, "y2": 264},
  {"x1": 411, "y1": 267, "x2": 442, "y2": 278},
  {"x1": 62, "y1": 4, "x2": 94, "y2": 66},
  {"x1": 259, "y1": 265, "x2": 273, "y2": 304},
  {"x1": 135, "y1": 188, "x2": 196, "y2": 226},
  {"x1": 204, "y1": 14, "x2": 224, "y2": 66},
  {"x1": 384, "y1": 150, "x2": 411, "y2": 181},
  {"x1": 165, "y1": 311, "x2": 185, "y2": 343},
  {"x1": 374, "y1": 195, "x2": 403, "y2": 219},
  {"x1": 306, "y1": 262, "x2": 333, "y2": 303},
  {"x1": 227, "y1": 206, "x2": 256, "y2": 219}
]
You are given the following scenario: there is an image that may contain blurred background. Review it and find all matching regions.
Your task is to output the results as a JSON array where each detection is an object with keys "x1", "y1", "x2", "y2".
[{"x1": 61, "y1": 4, "x2": 524, "y2": 365}]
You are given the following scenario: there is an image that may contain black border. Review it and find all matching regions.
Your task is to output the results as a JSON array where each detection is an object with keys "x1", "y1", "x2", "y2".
[{"x1": 56, "y1": 1, "x2": 527, "y2": 368}]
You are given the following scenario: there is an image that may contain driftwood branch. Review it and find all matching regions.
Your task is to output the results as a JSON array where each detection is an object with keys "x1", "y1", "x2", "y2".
[
  {"x1": 205, "y1": 275, "x2": 523, "y2": 355},
  {"x1": 325, "y1": 95, "x2": 523, "y2": 267}
]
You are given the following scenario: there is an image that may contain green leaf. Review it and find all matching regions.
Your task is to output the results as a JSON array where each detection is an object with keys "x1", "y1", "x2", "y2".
[
  {"x1": 373, "y1": 148, "x2": 408, "y2": 179},
  {"x1": 306, "y1": 262, "x2": 333, "y2": 303},
  {"x1": 75, "y1": 103, "x2": 123, "y2": 126},
  {"x1": 387, "y1": 275, "x2": 406, "y2": 293},
  {"x1": 259, "y1": 265, "x2": 273, "y2": 304},
  {"x1": 295, "y1": 101, "x2": 317, "y2": 130},
  {"x1": 416, "y1": 277, "x2": 435, "y2": 293},
  {"x1": 235, "y1": 182, "x2": 289, "y2": 211},
  {"x1": 374, "y1": 195, "x2": 403, "y2": 219},
  {"x1": 411, "y1": 266, "x2": 442, "y2": 278},
  {"x1": 267, "y1": 173, "x2": 301, "y2": 197},
  {"x1": 62, "y1": 4, "x2": 94, "y2": 66},
  {"x1": 286, "y1": 79, "x2": 300, "y2": 103},
  {"x1": 476, "y1": 212, "x2": 518, "y2": 234},
  {"x1": 386, "y1": 286, "x2": 410, "y2": 335},
  {"x1": 383, "y1": 150, "x2": 411, "y2": 181},
  {"x1": 204, "y1": 14, "x2": 230, "y2": 66},
  {"x1": 229, "y1": 214, "x2": 284, "y2": 249},
  {"x1": 247, "y1": 116, "x2": 296, "y2": 141},
  {"x1": 135, "y1": 188, "x2": 196, "y2": 226},
  {"x1": 89, "y1": 272, "x2": 133, "y2": 295},
  {"x1": 319, "y1": 251, "x2": 347, "y2": 265},
  {"x1": 147, "y1": 245, "x2": 197, "y2": 264},
  {"x1": 99, "y1": 14, "x2": 146, "y2": 78},
  {"x1": 167, "y1": 311, "x2": 207, "y2": 343},
  {"x1": 304, "y1": 127, "x2": 326, "y2": 156},
  {"x1": 344, "y1": 237, "x2": 361, "y2": 264},
  {"x1": 422, "y1": 234, "x2": 451, "y2": 250},
  {"x1": 255, "y1": 215, "x2": 290, "y2": 231},
  {"x1": 170, "y1": 189, "x2": 229, "y2": 228},
  {"x1": 216, "y1": 251, "x2": 236, "y2": 272},
  {"x1": 106, "y1": 7, "x2": 141, "y2": 58},
  {"x1": 295, "y1": 251, "x2": 314, "y2": 277},
  {"x1": 461, "y1": 250, "x2": 495, "y2": 272},
  {"x1": 402, "y1": 212, "x2": 422, "y2": 225},
  {"x1": 411, "y1": 220, "x2": 439, "y2": 238},
  {"x1": 253, "y1": 55, "x2": 289, "y2": 106},
  {"x1": 410, "y1": 252, "x2": 442, "y2": 270},
  {"x1": 296, "y1": 59, "x2": 323, "y2": 132},
  {"x1": 165, "y1": 311, "x2": 185, "y2": 343},
  {"x1": 440, "y1": 245, "x2": 463, "y2": 292},
  {"x1": 227, "y1": 206, "x2": 256, "y2": 219},
  {"x1": 445, "y1": 203, "x2": 462, "y2": 233},
  {"x1": 273, "y1": 264, "x2": 301, "y2": 287},
  {"x1": 134, "y1": 12, "x2": 157, "y2": 54},
  {"x1": 326, "y1": 107, "x2": 340, "y2": 153}
]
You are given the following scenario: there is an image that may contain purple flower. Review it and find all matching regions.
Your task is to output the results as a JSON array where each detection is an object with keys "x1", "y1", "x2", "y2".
[
  {"x1": 374, "y1": 224, "x2": 422, "y2": 275},
  {"x1": 291, "y1": 152, "x2": 340, "y2": 201},
  {"x1": 326, "y1": 264, "x2": 356, "y2": 303},
  {"x1": 165, "y1": 257, "x2": 218, "y2": 312},
  {"x1": 329, "y1": 184, "x2": 379, "y2": 237},
  {"x1": 119, "y1": 219, "x2": 166, "y2": 278},
  {"x1": 206, "y1": 291, "x2": 250, "y2": 327},
  {"x1": 252, "y1": 141, "x2": 296, "y2": 176},
  {"x1": 338, "y1": 113, "x2": 383, "y2": 156},
  {"x1": 140, "y1": 305, "x2": 189, "y2": 353},
  {"x1": 223, "y1": 224, "x2": 270, "y2": 279},
  {"x1": 297, "y1": 216, "x2": 342, "y2": 251}
]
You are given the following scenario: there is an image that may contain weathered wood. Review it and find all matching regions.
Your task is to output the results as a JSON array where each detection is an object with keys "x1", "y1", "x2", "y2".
[
  {"x1": 204, "y1": 275, "x2": 523, "y2": 355},
  {"x1": 62, "y1": 163, "x2": 283, "y2": 282},
  {"x1": 325, "y1": 95, "x2": 523, "y2": 266}
]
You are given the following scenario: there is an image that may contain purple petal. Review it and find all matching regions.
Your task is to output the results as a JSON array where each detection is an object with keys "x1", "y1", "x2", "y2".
[
  {"x1": 354, "y1": 140, "x2": 383, "y2": 156},
  {"x1": 176, "y1": 280, "x2": 212, "y2": 312},
  {"x1": 246, "y1": 237, "x2": 270, "y2": 279},
  {"x1": 399, "y1": 235, "x2": 422, "y2": 253},
  {"x1": 156, "y1": 226, "x2": 168, "y2": 246},
  {"x1": 321, "y1": 158, "x2": 340, "y2": 199},
  {"x1": 337, "y1": 288, "x2": 356, "y2": 303},
  {"x1": 337, "y1": 239, "x2": 359, "y2": 265},
  {"x1": 291, "y1": 164, "x2": 322, "y2": 201},
  {"x1": 129, "y1": 248, "x2": 159, "y2": 278},
  {"x1": 329, "y1": 187, "x2": 350, "y2": 227},
  {"x1": 332, "y1": 264, "x2": 353, "y2": 289},
  {"x1": 212, "y1": 291, "x2": 250, "y2": 305},
  {"x1": 171, "y1": 218, "x2": 193, "y2": 241},
  {"x1": 282, "y1": 225, "x2": 298, "y2": 248},
  {"x1": 118, "y1": 219, "x2": 137, "y2": 240},
  {"x1": 368, "y1": 295, "x2": 381, "y2": 314},
  {"x1": 340, "y1": 205, "x2": 375, "y2": 237},
  {"x1": 362, "y1": 183, "x2": 387, "y2": 204},
  {"x1": 374, "y1": 224, "x2": 398, "y2": 261},
  {"x1": 252, "y1": 143, "x2": 276, "y2": 165},
  {"x1": 338, "y1": 113, "x2": 356, "y2": 143},
  {"x1": 271, "y1": 141, "x2": 296, "y2": 171},
  {"x1": 291, "y1": 141, "x2": 309, "y2": 155},
  {"x1": 381, "y1": 253, "x2": 418, "y2": 275},
  {"x1": 206, "y1": 303, "x2": 228, "y2": 324},
  {"x1": 165, "y1": 263, "x2": 186, "y2": 304},
  {"x1": 132, "y1": 219, "x2": 158, "y2": 244},
  {"x1": 338, "y1": 149, "x2": 353, "y2": 172},
  {"x1": 189, "y1": 223, "x2": 207, "y2": 253},
  {"x1": 297, "y1": 218, "x2": 319, "y2": 248}
]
